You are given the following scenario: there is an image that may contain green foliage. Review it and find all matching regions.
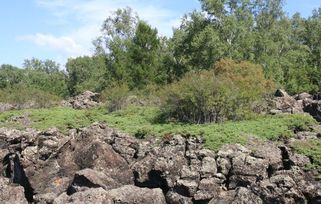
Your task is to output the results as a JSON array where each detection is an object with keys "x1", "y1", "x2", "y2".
[
  {"x1": 127, "y1": 21, "x2": 161, "y2": 88},
  {"x1": 22, "y1": 69, "x2": 68, "y2": 98},
  {"x1": 3, "y1": 3, "x2": 321, "y2": 104},
  {"x1": 23, "y1": 58, "x2": 68, "y2": 97},
  {"x1": 23, "y1": 58, "x2": 60, "y2": 73},
  {"x1": 169, "y1": 0, "x2": 321, "y2": 94},
  {"x1": 66, "y1": 55, "x2": 108, "y2": 96},
  {"x1": 0, "y1": 84, "x2": 61, "y2": 108},
  {"x1": 0, "y1": 64, "x2": 23, "y2": 88},
  {"x1": 94, "y1": 8, "x2": 166, "y2": 89},
  {"x1": 0, "y1": 105, "x2": 316, "y2": 151},
  {"x1": 101, "y1": 83, "x2": 131, "y2": 112},
  {"x1": 292, "y1": 139, "x2": 321, "y2": 174},
  {"x1": 160, "y1": 59, "x2": 274, "y2": 123}
]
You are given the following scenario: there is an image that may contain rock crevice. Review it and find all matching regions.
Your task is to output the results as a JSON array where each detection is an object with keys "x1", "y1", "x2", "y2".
[{"x1": 0, "y1": 122, "x2": 320, "y2": 203}]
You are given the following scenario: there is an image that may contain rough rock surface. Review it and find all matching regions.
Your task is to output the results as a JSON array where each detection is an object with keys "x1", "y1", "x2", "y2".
[
  {"x1": 271, "y1": 89, "x2": 304, "y2": 114},
  {"x1": 61, "y1": 91, "x2": 100, "y2": 109},
  {"x1": 271, "y1": 89, "x2": 321, "y2": 122},
  {"x1": 0, "y1": 103, "x2": 15, "y2": 113},
  {"x1": 0, "y1": 177, "x2": 28, "y2": 204},
  {"x1": 0, "y1": 122, "x2": 320, "y2": 203}
]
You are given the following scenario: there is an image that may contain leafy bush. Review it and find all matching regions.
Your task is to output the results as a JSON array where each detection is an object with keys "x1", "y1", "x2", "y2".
[
  {"x1": 66, "y1": 55, "x2": 108, "y2": 96},
  {"x1": 0, "y1": 105, "x2": 316, "y2": 151},
  {"x1": 0, "y1": 84, "x2": 61, "y2": 108},
  {"x1": 292, "y1": 139, "x2": 321, "y2": 175},
  {"x1": 101, "y1": 83, "x2": 132, "y2": 112},
  {"x1": 23, "y1": 70, "x2": 68, "y2": 98},
  {"x1": 159, "y1": 59, "x2": 274, "y2": 123},
  {"x1": 0, "y1": 64, "x2": 24, "y2": 88}
]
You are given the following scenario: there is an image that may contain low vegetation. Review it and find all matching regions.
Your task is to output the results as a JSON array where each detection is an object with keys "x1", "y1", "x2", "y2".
[
  {"x1": 160, "y1": 59, "x2": 274, "y2": 123},
  {"x1": 0, "y1": 0, "x2": 320, "y2": 177},
  {"x1": 292, "y1": 139, "x2": 321, "y2": 175},
  {"x1": 0, "y1": 85, "x2": 61, "y2": 108},
  {"x1": 0, "y1": 105, "x2": 316, "y2": 151}
]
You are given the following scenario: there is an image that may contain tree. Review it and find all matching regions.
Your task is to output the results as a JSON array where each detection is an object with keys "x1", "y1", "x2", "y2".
[
  {"x1": 23, "y1": 58, "x2": 68, "y2": 97},
  {"x1": 23, "y1": 58, "x2": 60, "y2": 74},
  {"x1": 94, "y1": 8, "x2": 165, "y2": 89},
  {"x1": 160, "y1": 59, "x2": 274, "y2": 123},
  {"x1": 167, "y1": 0, "x2": 321, "y2": 93},
  {"x1": 170, "y1": 11, "x2": 223, "y2": 77},
  {"x1": 66, "y1": 55, "x2": 108, "y2": 95},
  {"x1": 170, "y1": 1, "x2": 256, "y2": 78},
  {"x1": 0, "y1": 64, "x2": 23, "y2": 88},
  {"x1": 127, "y1": 21, "x2": 161, "y2": 88},
  {"x1": 95, "y1": 7, "x2": 139, "y2": 83}
]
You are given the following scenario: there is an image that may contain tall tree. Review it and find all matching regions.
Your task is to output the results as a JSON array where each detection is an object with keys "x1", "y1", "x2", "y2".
[
  {"x1": 127, "y1": 21, "x2": 161, "y2": 88},
  {"x1": 23, "y1": 58, "x2": 68, "y2": 97},
  {"x1": 94, "y1": 8, "x2": 165, "y2": 88},
  {"x1": 0, "y1": 64, "x2": 23, "y2": 88},
  {"x1": 95, "y1": 7, "x2": 139, "y2": 82},
  {"x1": 66, "y1": 55, "x2": 108, "y2": 95}
]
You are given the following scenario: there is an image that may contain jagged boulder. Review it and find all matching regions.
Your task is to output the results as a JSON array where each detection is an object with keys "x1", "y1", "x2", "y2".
[
  {"x1": 108, "y1": 185, "x2": 166, "y2": 204},
  {"x1": 0, "y1": 177, "x2": 28, "y2": 204},
  {"x1": 54, "y1": 188, "x2": 112, "y2": 204},
  {"x1": 0, "y1": 122, "x2": 320, "y2": 203},
  {"x1": 61, "y1": 91, "x2": 101, "y2": 109},
  {"x1": 304, "y1": 100, "x2": 321, "y2": 121},
  {"x1": 296, "y1": 92, "x2": 312, "y2": 100},
  {"x1": 270, "y1": 89, "x2": 321, "y2": 122},
  {"x1": 271, "y1": 89, "x2": 304, "y2": 113},
  {"x1": 67, "y1": 169, "x2": 120, "y2": 194},
  {"x1": 275, "y1": 89, "x2": 290, "y2": 97},
  {"x1": 0, "y1": 103, "x2": 15, "y2": 113}
]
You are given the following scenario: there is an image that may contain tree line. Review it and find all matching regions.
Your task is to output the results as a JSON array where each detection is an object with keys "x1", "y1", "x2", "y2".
[{"x1": 1, "y1": 0, "x2": 321, "y2": 121}]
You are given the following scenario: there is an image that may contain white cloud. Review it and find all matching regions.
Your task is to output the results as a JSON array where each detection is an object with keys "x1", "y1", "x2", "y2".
[
  {"x1": 17, "y1": 33, "x2": 88, "y2": 57},
  {"x1": 19, "y1": 0, "x2": 189, "y2": 64},
  {"x1": 35, "y1": 0, "x2": 182, "y2": 36}
]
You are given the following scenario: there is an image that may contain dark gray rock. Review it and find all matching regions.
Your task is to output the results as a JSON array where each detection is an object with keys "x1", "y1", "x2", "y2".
[
  {"x1": 107, "y1": 185, "x2": 166, "y2": 204},
  {"x1": 0, "y1": 103, "x2": 15, "y2": 113},
  {"x1": 296, "y1": 92, "x2": 312, "y2": 100},
  {"x1": 275, "y1": 89, "x2": 290, "y2": 97},
  {"x1": 0, "y1": 177, "x2": 28, "y2": 204},
  {"x1": 166, "y1": 191, "x2": 193, "y2": 204},
  {"x1": 0, "y1": 122, "x2": 320, "y2": 203},
  {"x1": 232, "y1": 187, "x2": 263, "y2": 204},
  {"x1": 54, "y1": 188, "x2": 112, "y2": 204},
  {"x1": 61, "y1": 91, "x2": 101, "y2": 109},
  {"x1": 67, "y1": 169, "x2": 120, "y2": 194}
]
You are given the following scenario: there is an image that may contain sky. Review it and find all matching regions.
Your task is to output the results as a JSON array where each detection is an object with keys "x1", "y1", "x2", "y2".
[{"x1": 0, "y1": 0, "x2": 320, "y2": 68}]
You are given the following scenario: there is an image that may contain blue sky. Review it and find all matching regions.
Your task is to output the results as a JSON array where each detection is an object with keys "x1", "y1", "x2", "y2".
[{"x1": 0, "y1": 0, "x2": 320, "y2": 68}]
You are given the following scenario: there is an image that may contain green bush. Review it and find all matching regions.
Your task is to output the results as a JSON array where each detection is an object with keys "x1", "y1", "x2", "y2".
[
  {"x1": 292, "y1": 139, "x2": 321, "y2": 175},
  {"x1": 101, "y1": 83, "x2": 131, "y2": 112},
  {"x1": 0, "y1": 84, "x2": 61, "y2": 108},
  {"x1": 159, "y1": 59, "x2": 274, "y2": 123}
]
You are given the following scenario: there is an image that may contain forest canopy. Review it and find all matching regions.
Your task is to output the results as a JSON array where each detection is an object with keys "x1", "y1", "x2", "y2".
[{"x1": 1, "y1": 0, "x2": 321, "y2": 122}]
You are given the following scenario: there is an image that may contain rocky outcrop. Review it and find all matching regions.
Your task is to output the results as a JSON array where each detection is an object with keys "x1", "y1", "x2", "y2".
[
  {"x1": 0, "y1": 91, "x2": 100, "y2": 112},
  {"x1": 0, "y1": 123, "x2": 320, "y2": 203},
  {"x1": 270, "y1": 89, "x2": 321, "y2": 122},
  {"x1": 61, "y1": 91, "x2": 101, "y2": 109},
  {"x1": 270, "y1": 89, "x2": 304, "y2": 114},
  {"x1": 0, "y1": 103, "x2": 15, "y2": 113},
  {"x1": 0, "y1": 177, "x2": 28, "y2": 204}
]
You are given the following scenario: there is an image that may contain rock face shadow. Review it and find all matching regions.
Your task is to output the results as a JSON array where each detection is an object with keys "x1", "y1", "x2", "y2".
[
  {"x1": 134, "y1": 170, "x2": 169, "y2": 193},
  {"x1": 2, "y1": 153, "x2": 34, "y2": 202},
  {"x1": 0, "y1": 121, "x2": 320, "y2": 203}
]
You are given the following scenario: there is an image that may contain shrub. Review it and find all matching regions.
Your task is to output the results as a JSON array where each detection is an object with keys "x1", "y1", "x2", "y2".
[
  {"x1": 159, "y1": 59, "x2": 274, "y2": 123},
  {"x1": 101, "y1": 83, "x2": 131, "y2": 112},
  {"x1": 0, "y1": 84, "x2": 61, "y2": 108}
]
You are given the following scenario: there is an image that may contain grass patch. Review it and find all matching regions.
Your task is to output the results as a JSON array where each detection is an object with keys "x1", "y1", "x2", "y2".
[
  {"x1": 292, "y1": 139, "x2": 321, "y2": 175},
  {"x1": 0, "y1": 105, "x2": 317, "y2": 151}
]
